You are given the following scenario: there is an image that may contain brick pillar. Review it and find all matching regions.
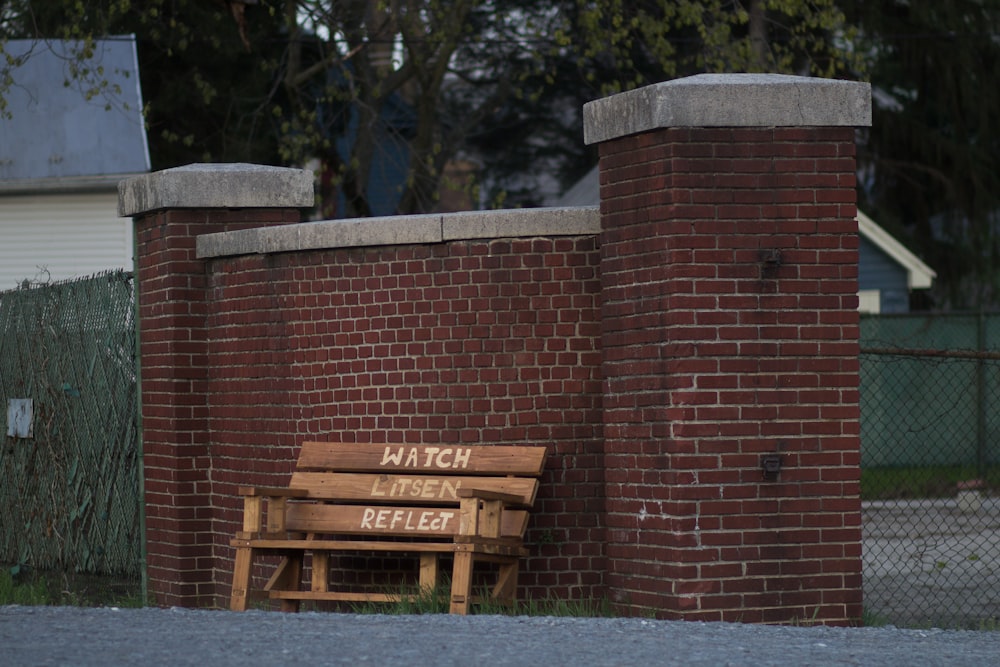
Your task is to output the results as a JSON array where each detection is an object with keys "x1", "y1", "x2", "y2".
[
  {"x1": 119, "y1": 164, "x2": 313, "y2": 607},
  {"x1": 586, "y1": 74, "x2": 871, "y2": 625}
]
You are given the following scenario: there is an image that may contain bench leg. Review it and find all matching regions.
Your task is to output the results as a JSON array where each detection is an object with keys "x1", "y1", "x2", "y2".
[
  {"x1": 419, "y1": 553, "x2": 440, "y2": 594},
  {"x1": 492, "y1": 560, "x2": 519, "y2": 607},
  {"x1": 449, "y1": 552, "x2": 474, "y2": 615},
  {"x1": 311, "y1": 552, "x2": 329, "y2": 594},
  {"x1": 230, "y1": 546, "x2": 254, "y2": 611},
  {"x1": 264, "y1": 555, "x2": 304, "y2": 612},
  {"x1": 279, "y1": 554, "x2": 303, "y2": 612}
]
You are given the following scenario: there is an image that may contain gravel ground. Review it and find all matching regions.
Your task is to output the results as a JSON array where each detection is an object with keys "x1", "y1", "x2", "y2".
[{"x1": 3, "y1": 606, "x2": 1000, "y2": 666}]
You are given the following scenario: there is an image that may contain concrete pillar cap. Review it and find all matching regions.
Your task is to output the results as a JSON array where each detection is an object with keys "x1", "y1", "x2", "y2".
[
  {"x1": 118, "y1": 163, "x2": 314, "y2": 217},
  {"x1": 583, "y1": 73, "x2": 872, "y2": 145}
]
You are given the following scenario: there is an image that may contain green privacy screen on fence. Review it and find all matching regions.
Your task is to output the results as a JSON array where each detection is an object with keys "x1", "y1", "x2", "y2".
[
  {"x1": 861, "y1": 312, "x2": 1000, "y2": 470},
  {"x1": 861, "y1": 312, "x2": 1000, "y2": 628},
  {"x1": 0, "y1": 271, "x2": 141, "y2": 579}
]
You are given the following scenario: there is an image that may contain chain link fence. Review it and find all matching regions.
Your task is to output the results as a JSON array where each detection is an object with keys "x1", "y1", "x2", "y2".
[
  {"x1": 861, "y1": 313, "x2": 1000, "y2": 628},
  {"x1": 6, "y1": 273, "x2": 1000, "y2": 622},
  {"x1": 0, "y1": 271, "x2": 141, "y2": 582}
]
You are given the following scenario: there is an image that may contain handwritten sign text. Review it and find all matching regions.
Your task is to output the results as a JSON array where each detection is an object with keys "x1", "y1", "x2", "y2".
[
  {"x1": 370, "y1": 476, "x2": 461, "y2": 500},
  {"x1": 380, "y1": 446, "x2": 472, "y2": 469},
  {"x1": 359, "y1": 508, "x2": 456, "y2": 533}
]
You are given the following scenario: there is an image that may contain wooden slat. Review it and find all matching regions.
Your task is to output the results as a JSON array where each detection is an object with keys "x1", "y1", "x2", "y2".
[
  {"x1": 269, "y1": 591, "x2": 407, "y2": 603},
  {"x1": 283, "y1": 503, "x2": 529, "y2": 539},
  {"x1": 267, "y1": 590, "x2": 506, "y2": 605},
  {"x1": 232, "y1": 538, "x2": 527, "y2": 558},
  {"x1": 233, "y1": 537, "x2": 457, "y2": 552},
  {"x1": 296, "y1": 442, "x2": 547, "y2": 476},
  {"x1": 457, "y1": 488, "x2": 525, "y2": 504},
  {"x1": 457, "y1": 542, "x2": 528, "y2": 557},
  {"x1": 286, "y1": 472, "x2": 538, "y2": 506}
]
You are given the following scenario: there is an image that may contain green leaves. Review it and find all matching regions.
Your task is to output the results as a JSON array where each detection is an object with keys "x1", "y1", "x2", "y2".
[
  {"x1": 848, "y1": 0, "x2": 1000, "y2": 308},
  {"x1": 575, "y1": 0, "x2": 859, "y2": 91},
  {"x1": 0, "y1": 1, "x2": 864, "y2": 218}
]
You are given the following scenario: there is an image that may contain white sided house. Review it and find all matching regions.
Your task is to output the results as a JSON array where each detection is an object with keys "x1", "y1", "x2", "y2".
[{"x1": 0, "y1": 36, "x2": 149, "y2": 289}]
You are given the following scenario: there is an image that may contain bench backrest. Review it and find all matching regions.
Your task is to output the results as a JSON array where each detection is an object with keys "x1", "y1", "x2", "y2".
[{"x1": 283, "y1": 442, "x2": 548, "y2": 539}]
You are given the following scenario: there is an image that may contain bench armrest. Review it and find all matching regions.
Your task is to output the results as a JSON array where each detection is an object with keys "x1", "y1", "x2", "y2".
[
  {"x1": 236, "y1": 488, "x2": 308, "y2": 536},
  {"x1": 457, "y1": 488, "x2": 524, "y2": 506},
  {"x1": 458, "y1": 488, "x2": 529, "y2": 540}
]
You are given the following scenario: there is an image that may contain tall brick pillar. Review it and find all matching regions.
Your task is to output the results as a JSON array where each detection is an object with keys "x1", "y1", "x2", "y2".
[
  {"x1": 119, "y1": 164, "x2": 313, "y2": 606},
  {"x1": 586, "y1": 74, "x2": 871, "y2": 625}
]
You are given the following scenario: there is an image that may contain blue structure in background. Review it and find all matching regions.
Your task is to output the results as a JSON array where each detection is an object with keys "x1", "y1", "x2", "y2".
[
  {"x1": 860, "y1": 235, "x2": 911, "y2": 313},
  {"x1": 321, "y1": 68, "x2": 415, "y2": 218},
  {"x1": 0, "y1": 35, "x2": 150, "y2": 181},
  {"x1": 856, "y1": 210, "x2": 936, "y2": 313}
]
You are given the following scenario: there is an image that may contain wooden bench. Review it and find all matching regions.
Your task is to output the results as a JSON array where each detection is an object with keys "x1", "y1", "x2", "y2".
[{"x1": 229, "y1": 441, "x2": 548, "y2": 614}]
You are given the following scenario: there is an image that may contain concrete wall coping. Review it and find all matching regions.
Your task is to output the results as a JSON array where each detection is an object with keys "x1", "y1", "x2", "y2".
[
  {"x1": 195, "y1": 206, "x2": 601, "y2": 259},
  {"x1": 118, "y1": 163, "x2": 315, "y2": 217},
  {"x1": 583, "y1": 73, "x2": 872, "y2": 145}
]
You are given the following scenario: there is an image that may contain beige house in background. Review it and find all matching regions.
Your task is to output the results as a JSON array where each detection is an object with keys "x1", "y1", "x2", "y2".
[{"x1": 0, "y1": 36, "x2": 149, "y2": 289}]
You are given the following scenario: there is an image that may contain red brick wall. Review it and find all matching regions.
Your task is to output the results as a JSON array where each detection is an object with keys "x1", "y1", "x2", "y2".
[
  {"x1": 599, "y1": 127, "x2": 862, "y2": 624},
  {"x1": 135, "y1": 208, "x2": 302, "y2": 606},
  {"x1": 175, "y1": 237, "x2": 605, "y2": 606},
  {"x1": 134, "y1": 127, "x2": 862, "y2": 624}
]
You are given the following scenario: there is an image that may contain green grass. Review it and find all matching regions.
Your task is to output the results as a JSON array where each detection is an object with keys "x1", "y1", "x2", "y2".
[
  {"x1": 861, "y1": 465, "x2": 1000, "y2": 500},
  {"x1": 346, "y1": 583, "x2": 616, "y2": 617},
  {"x1": 0, "y1": 566, "x2": 144, "y2": 608},
  {"x1": 861, "y1": 607, "x2": 891, "y2": 627},
  {"x1": 0, "y1": 570, "x2": 49, "y2": 605},
  {"x1": 975, "y1": 618, "x2": 1000, "y2": 631}
]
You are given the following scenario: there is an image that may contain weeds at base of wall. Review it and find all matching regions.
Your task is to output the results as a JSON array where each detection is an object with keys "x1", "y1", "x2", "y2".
[
  {"x1": 0, "y1": 566, "x2": 144, "y2": 608},
  {"x1": 861, "y1": 607, "x2": 891, "y2": 627},
  {"x1": 788, "y1": 606, "x2": 823, "y2": 627},
  {"x1": 333, "y1": 583, "x2": 617, "y2": 617}
]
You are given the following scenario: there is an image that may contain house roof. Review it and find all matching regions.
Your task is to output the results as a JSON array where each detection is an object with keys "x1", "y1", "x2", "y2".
[
  {"x1": 0, "y1": 35, "x2": 150, "y2": 191},
  {"x1": 857, "y1": 210, "x2": 935, "y2": 289},
  {"x1": 554, "y1": 164, "x2": 601, "y2": 208},
  {"x1": 555, "y1": 165, "x2": 936, "y2": 290}
]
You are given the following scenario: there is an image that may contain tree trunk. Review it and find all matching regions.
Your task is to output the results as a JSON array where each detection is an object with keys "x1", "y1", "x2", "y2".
[{"x1": 748, "y1": 0, "x2": 768, "y2": 70}]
